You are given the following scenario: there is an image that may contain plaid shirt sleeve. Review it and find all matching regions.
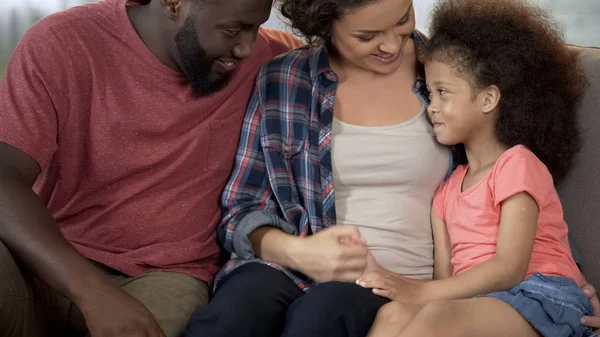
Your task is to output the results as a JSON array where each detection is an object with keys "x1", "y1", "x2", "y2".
[{"x1": 218, "y1": 66, "x2": 299, "y2": 260}]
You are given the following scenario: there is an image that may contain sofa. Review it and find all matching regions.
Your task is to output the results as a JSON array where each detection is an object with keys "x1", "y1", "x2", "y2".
[{"x1": 558, "y1": 45, "x2": 600, "y2": 288}]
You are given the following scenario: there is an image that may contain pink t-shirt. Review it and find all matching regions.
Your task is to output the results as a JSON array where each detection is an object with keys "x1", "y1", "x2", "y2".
[
  {"x1": 0, "y1": 0, "x2": 302, "y2": 283},
  {"x1": 433, "y1": 145, "x2": 582, "y2": 286}
]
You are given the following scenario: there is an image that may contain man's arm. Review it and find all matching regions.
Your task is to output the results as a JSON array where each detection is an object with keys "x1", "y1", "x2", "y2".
[
  {"x1": 0, "y1": 25, "x2": 164, "y2": 336},
  {"x1": 0, "y1": 143, "x2": 117, "y2": 306}
]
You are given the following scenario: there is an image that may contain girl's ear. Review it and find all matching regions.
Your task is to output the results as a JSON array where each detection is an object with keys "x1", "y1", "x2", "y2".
[{"x1": 482, "y1": 85, "x2": 501, "y2": 114}]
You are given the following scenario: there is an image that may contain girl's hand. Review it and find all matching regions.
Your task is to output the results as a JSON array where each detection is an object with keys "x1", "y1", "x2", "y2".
[{"x1": 357, "y1": 271, "x2": 422, "y2": 302}]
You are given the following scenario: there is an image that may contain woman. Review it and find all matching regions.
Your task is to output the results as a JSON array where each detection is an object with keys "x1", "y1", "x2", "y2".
[{"x1": 184, "y1": 0, "x2": 600, "y2": 336}]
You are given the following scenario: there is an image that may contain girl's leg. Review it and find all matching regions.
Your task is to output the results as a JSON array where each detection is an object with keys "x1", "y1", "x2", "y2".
[
  {"x1": 396, "y1": 297, "x2": 540, "y2": 337},
  {"x1": 367, "y1": 302, "x2": 423, "y2": 337}
]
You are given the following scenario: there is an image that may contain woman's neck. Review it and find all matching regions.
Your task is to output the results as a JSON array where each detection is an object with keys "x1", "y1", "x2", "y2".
[{"x1": 327, "y1": 41, "x2": 417, "y2": 82}]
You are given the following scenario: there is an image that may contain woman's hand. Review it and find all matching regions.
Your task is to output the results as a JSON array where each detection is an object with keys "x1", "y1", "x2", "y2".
[
  {"x1": 289, "y1": 226, "x2": 369, "y2": 283},
  {"x1": 364, "y1": 251, "x2": 383, "y2": 273}
]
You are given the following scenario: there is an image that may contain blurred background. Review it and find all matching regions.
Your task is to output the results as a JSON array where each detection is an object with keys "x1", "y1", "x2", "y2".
[{"x1": 1, "y1": 0, "x2": 599, "y2": 78}]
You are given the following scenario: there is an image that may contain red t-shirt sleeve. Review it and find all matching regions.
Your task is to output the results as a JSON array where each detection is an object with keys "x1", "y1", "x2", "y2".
[
  {"x1": 260, "y1": 28, "x2": 305, "y2": 56},
  {"x1": 492, "y1": 146, "x2": 553, "y2": 209},
  {"x1": 0, "y1": 24, "x2": 69, "y2": 170}
]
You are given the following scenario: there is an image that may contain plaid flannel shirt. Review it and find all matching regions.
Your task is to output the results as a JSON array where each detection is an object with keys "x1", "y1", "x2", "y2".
[{"x1": 215, "y1": 31, "x2": 445, "y2": 291}]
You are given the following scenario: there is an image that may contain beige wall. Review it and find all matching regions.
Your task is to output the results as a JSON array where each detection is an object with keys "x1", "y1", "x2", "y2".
[{"x1": 264, "y1": 0, "x2": 600, "y2": 47}]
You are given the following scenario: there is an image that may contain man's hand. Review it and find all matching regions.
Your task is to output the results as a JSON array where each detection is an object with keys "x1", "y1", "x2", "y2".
[
  {"x1": 290, "y1": 226, "x2": 369, "y2": 283},
  {"x1": 80, "y1": 285, "x2": 166, "y2": 337},
  {"x1": 581, "y1": 283, "x2": 600, "y2": 333}
]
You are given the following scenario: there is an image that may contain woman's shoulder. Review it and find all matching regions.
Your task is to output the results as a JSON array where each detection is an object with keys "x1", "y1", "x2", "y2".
[{"x1": 257, "y1": 45, "x2": 314, "y2": 81}]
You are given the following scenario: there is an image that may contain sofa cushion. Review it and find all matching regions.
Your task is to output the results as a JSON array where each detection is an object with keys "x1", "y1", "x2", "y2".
[{"x1": 558, "y1": 45, "x2": 600, "y2": 287}]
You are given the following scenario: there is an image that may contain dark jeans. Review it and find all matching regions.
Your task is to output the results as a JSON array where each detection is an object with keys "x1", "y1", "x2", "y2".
[{"x1": 184, "y1": 263, "x2": 389, "y2": 337}]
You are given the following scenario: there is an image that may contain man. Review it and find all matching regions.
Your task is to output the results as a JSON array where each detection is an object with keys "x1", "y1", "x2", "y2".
[{"x1": 0, "y1": 0, "x2": 301, "y2": 335}]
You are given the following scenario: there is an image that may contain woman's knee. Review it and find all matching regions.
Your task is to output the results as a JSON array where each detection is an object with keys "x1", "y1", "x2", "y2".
[
  {"x1": 283, "y1": 282, "x2": 388, "y2": 337},
  {"x1": 292, "y1": 282, "x2": 360, "y2": 313},
  {"x1": 185, "y1": 264, "x2": 302, "y2": 337},
  {"x1": 287, "y1": 281, "x2": 387, "y2": 322}
]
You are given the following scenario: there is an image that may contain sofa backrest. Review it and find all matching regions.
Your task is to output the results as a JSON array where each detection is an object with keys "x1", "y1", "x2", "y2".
[{"x1": 558, "y1": 45, "x2": 600, "y2": 287}]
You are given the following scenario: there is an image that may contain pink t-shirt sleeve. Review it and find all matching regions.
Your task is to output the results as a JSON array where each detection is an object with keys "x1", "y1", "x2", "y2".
[
  {"x1": 433, "y1": 179, "x2": 450, "y2": 223},
  {"x1": 0, "y1": 25, "x2": 67, "y2": 169},
  {"x1": 492, "y1": 146, "x2": 553, "y2": 209}
]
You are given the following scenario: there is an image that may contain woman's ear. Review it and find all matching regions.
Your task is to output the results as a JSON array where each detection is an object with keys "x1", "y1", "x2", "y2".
[{"x1": 482, "y1": 85, "x2": 501, "y2": 114}]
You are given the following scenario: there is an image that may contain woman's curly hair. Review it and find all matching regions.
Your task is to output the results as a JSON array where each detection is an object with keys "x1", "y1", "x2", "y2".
[
  {"x1": 278, "y1": 0, "x2": 379, "y2": 43},
  {"x1": 422, "y1": 0, "x2": 588, "y2": 183}
]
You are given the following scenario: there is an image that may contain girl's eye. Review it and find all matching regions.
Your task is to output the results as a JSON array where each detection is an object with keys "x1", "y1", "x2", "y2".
[{"x1": 438, "y1": 89, "x2": 447, "y2": 96}]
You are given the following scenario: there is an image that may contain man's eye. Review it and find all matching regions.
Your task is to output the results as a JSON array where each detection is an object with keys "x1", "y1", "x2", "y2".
[{"x1": 225, "y1": 29, "x2": 241, "y2": 37}]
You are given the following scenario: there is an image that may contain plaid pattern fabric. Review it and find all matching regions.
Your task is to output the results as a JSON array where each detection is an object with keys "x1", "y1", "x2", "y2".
[{"x1": 215, "y1": 32, "x2": 437, "y2": 291}]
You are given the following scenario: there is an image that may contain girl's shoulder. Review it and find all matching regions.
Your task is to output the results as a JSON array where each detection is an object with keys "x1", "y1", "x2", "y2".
[{"x1": 493, "y1": 145, "x2": 548, "y2": 177}]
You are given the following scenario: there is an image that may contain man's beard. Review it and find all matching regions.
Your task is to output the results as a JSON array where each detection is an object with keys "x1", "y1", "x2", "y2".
[{"x1": 174, "y1": 16, "x2": 232, "y2": 97}]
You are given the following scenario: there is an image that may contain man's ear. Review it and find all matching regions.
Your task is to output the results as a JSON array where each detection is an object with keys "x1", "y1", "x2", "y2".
[
  {"x1": 482, "y1": 85, "x2": 501, "y2": 114},
  {"x1": 161, "y1": 0, "x2": 189, "y2": 22}
]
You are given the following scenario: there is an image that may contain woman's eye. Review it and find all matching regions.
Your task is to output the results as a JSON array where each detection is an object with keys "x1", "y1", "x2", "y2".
[{"x1": 357, "y1": 35, "x2": 376, "y2": 42}]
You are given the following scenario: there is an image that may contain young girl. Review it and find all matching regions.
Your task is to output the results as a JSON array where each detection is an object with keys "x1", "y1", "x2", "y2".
[{"x1": 359, "y1": 0, "x2": 595, "y2": 336}]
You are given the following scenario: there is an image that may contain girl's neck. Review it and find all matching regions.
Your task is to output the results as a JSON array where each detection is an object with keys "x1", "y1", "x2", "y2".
[{"x1": 463, "y1": 136, "x2": 508, "y2": 173}]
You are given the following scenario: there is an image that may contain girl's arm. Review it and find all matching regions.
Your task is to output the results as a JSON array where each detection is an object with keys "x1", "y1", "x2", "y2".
[
  {"x1": 419, "y1": 192, "x2": 539, "y2": 302},
  {"x1": 431, "y1": 208, "x2": 453, "y2": 280}
]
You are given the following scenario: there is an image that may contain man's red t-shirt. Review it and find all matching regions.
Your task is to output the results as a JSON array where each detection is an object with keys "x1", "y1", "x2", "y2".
[{"x1": 0, "y1": 0, "x2": 301, "y2": 283}]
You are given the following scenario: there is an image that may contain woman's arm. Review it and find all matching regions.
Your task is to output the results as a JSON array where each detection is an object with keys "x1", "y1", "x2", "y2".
[
  {"x1": 251, "y1": 225, "x2": 369, "y2": 283},
  {"x1": 218, "y1": 73, "x2": 298, "y2": 261},
  {"x1": 431, "y1": 208, "x2": 453, "y2": 280},
  {"x1": 219, "y1": 64, "x2": 368, "y2": 282}
]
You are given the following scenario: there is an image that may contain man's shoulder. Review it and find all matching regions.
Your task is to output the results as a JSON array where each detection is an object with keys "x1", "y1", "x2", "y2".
[
  {"x1": 19, "y1": 1, "x2": 116, "y2": 51},
  {"x1": 30, "y1": 2, "x2": 113, "y2": 35},
  {"x1": 257, "y1": 28, "x2": 306, "y2": 58}
]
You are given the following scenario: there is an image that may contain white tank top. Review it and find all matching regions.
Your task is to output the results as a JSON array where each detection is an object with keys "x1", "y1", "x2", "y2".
[{"x1": 332, "y1": 105, "x2": 449, "y2": 279}]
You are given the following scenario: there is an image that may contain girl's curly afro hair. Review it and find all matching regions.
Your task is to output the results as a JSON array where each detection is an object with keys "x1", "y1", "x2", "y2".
[{"x1": 422, "y1": 0, "x2": 588, "y2": 183}]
